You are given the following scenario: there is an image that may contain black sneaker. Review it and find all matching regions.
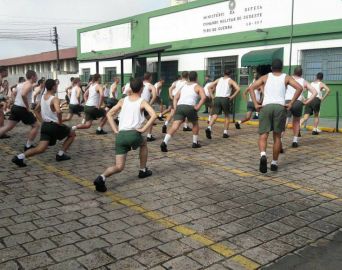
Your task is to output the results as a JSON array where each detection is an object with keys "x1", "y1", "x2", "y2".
[
  {"x1": 280, "y1": 148, "x2": 285, "y2": 154},
  {"x1": 259, "y1": 155, "x2": 267, "y2": 174},
  {"x1": 235, "y1": 122, "x2": 241, "y2": 129},
  {"x1": 270, "y1": 164, "x2": 278, "y2": 172},
  {"x1": 12, "y1": 156, "x2": 27, "y2": 167},
  {"x1": 183, "y1": 127, "x2": 192, "y2": 132},
  {"x1": 138, "y1": 168, "x2": 153, "y2": 179},
  {"x1": 312, "y1": 131, "x2": 319, "y2": 135},
  {"x1": 292, "y1": 142, "x2": 299, "y2": 148},
  {"x1": 96, "y1": 129, "x2": 108, "y2": 135},
  {"x1": 298, "y1": 131, "x2": 302, "y2": 137},
  {"x1": 160, "y1": 142, "x2": 168, "y2": 152},
  {"x1": 114, "y1": 119, "x2": 119, "y2": 125},
  {"x1": 192, "y1": 142, "x2": 202, "y2": 148},
  {"x1": 93, "y1": 176, "x2": 107, "y2": 192},
  {"x1": 223, "y1": 133, "x2": 230, "y2": 138},
  {"x1": 205, "y1": 128, "x2": 212, "y2": 139},
  {"x1": 24, "y1": 145, "x2": 35, "y2": 151},
  {"x1": 0, "y1": 134, "x2": 10, "y2": 139},
  {"x1": 162, "y1": 125, "x2": 167, "y2": 134},
  {"x1": 56, "y1": 154, "x2": 71, "y2": 162},
  {"x1": 147, "y1": 136, "x2": 156, "y2": 142},
  {"x1": 158, "y1": 116, "x2": 164, "y2": 121}
]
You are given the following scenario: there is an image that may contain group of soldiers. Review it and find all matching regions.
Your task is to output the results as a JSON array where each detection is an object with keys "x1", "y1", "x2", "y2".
[{"x1": 0, "y1": 59, "x2": 330, "y2": 192}]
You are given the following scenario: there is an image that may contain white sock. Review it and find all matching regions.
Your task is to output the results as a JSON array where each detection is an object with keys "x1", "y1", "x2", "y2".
[
  {"x1": 224, "y1": 130, "x2": 228, "y2": 134},
  {"x1": 293, "y1": 136, "x2": 298, "y2": 143},
  {"x1": 100, "y1": 174, "x2": 106, "y2": 181},
  {"x1": 184, "y1": 123, "x2": 188, "y2": 128},
  {"x1": 238, "y1": 120, "x2": 242, "y2": 124},
  {"x1": 72, "y1": 126, "x2": 77, "y2": 131},
  {"x1": 147, "y1": 133, "x2": 152, "y2": 138},
  {"x1": 165, "y1": 121, "x2": 169, "y2": 126},
  {"x1": 256, "y1": 112, "x2": 259, "y2": 116},
  {"x1": 140, "y1": 167, "x2": 146, "y2": 172},
  {"x1": 81, "y1": 119, "x2": 86, "y2": 124},
  {"x1": 271, "y1": 160, "x2": 278, "y2": 165},
  {"x1": 159, "y1": 113, "x2": 162, "y2": 117},
  {"x1": 164, "y1": 134, "x2": 171, "y2": 144},
  {"x1": 260, "y1": 151, "x2": 266, "y2": 157},
  {"x1": 97, "y1": 127, "x2": 102, "y2": 131},
  {"x1": 193, "y1": 135, "x2": 198, "y2": 144},
  {"x1": 208, "y1": 126, "x2": 212, "y2": 130},
  {"x1": 17, "y1": 153, "x2": 25, "y2": 160},
  {"x1": 208, "y1": 115, "x2": 212, "y2": 122},
  {"x1": 57, "y1": 150, "x2": 64, "y2": 156},
  {"x1": 26, "y1": 140, "x2": 33, "y2": 147}
]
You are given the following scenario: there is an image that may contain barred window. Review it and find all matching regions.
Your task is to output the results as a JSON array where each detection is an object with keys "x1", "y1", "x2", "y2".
[
  {"x1": 104, "y1": 67, "x2": 117, "y2": 83},
  {"x1": 302, "y1": 48, "x2": 342, "y2": 81},
  {"x1": 206, "y1": 56, "x2": 238, "y2": 81}
]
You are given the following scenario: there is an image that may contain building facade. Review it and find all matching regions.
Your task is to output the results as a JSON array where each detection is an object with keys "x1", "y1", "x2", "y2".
[{"x1": 77, "y1": 0, "x2": 342, "y2": 118}]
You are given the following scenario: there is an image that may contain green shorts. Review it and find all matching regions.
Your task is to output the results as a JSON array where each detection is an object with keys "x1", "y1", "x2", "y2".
[
  {"x1": 115, "y1": 130, "x2": 144, "y2": 155},
  {"x1": 205, "y1": 97, "x2": 213, "y2": 107},
  {"x1": 286, "y1": 100, "x2": 303, "y2": 118},
  {"x1": 84, "y1": 106, "x2": 106, "y2": 121},
  {"x1": 174, "y1": 105, "x2": 198, "y2": 123},
  {"x1": 212, "y1": 97, "x2": 232, "y2": 116},
  {"x1": 69, "y1": 104, "x2": 84, "y2": 114},
  {"x1": 247, "y1": 102, "x2": 256, "y2": 112},
  {"x1": 259, "y1": 104, "x2": 287, "y2": 134},
  {"x1": 9, "y1": 105, "x2": 37, "y2": 125},
  {"x1": 40, "y1": 122, "x2": 71, "y2": 146},
  {"x1": 304, "y1": 97, "x2": 321, "y2": 116},
  {"x1": 105, "y1": 98, "x2": 118, "y2": 109}
]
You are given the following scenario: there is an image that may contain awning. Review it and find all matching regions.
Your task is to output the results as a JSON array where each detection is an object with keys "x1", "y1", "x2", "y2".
[
  {"x1": 78, "y1": 45, "x2": 172, "y2": 62},
  {"x1": 241, "y1": 48, "x2": 284, "y2": 67}
]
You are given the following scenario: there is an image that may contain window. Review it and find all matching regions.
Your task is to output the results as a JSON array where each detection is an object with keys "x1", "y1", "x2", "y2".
[
  {"x1": 302, "y1": 48, "x2": 342, "y2": 81},
  {"x1": 82, "y1": 68, "x2": 91, "y2": 83},
  {"x1": 207, "y1": 56, "x2": 238, "y2": 81},
  {"x1": 104, "y1": 67, "x2": 117, "y2": 83}
]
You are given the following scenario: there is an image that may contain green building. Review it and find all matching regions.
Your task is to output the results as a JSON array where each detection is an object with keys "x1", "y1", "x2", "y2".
[{"x1": 77, "y1": 0, "x2": 342, "y2": 118}]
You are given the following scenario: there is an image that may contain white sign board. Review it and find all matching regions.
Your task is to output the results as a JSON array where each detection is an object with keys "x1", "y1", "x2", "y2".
[
  {"x1": 149, "y1": 0, "x2": 342, "y2": 45},
  {"x1": 150, "y1": 0, "x2": 292, "y2": 44},
  {"x1": 81, "y1": 23, "x2": 131, "y2": 53}
]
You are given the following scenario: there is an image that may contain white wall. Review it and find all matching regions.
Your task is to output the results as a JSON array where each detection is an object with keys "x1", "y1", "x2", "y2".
[
  {"x1": 56, "y1": 74, "x2": 78, "y2": 99},
  {"x1": 79, "y1": 59, "x2": 132, "y2": 75}
]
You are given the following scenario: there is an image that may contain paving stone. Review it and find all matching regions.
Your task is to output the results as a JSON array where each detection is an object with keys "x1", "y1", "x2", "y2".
[
  {"x1": 163, "y1": 256, "x2": 202, "y2": 270},
  {"x1": 124, "y1": 215, "x2": 149, "y2": 226},
  {"x1": 18, "y1": 252, "x2": 54, "y2": 270},
  {"x1": 33, "y1": 216, "x2": 62, "y2": 228},
  {"x1": 261, "y1": 239, "x2": 296, "y2": 256},
  {"x1": 23, "y1": 238, "x2": 57, "y2": 254},
  {"x1": 55, "y1": 220, "x2": 84, "y2": 233},
  {"x1": 294, "y1": 227, "x2": 325, "y2": 240},
  {"x1": 130, "y1": 235, "x2": 163, "y2": 250},
  {"x1": 47, "y1": 260, "x2": 85, "y2": 270},
  {"x1": 188, "y1": 247, "x2": 224, "y2": 266},
  {"x1": 125, "y1": 224, "x2": 155, "y2": 238},
  {"x1": 51, "y1": 232, "x2": 84, "y2": 246},
  {"x1": 29, "y1": 227, "x2": 60, "y2": 239},
  {"x1": 7, "y1": 221, "x2": 37, "y2": 234},
  {"x1": 158, "y1": 239, "x2": 193, "y2": 257},
  {"x1": 278, "y1": 233, "x2": 312, "y2": 248},
  {"x1": 151, "y1": 228, "x2": 183, "y2": 242},
  {"x1": 77, "y1": 250, "x2": 114, "y2": 269},
  {"x1": 101, "y1": 231, "x2": 133, "y2": 245},
  {"x1": 134, "y1": 248, "x2": 170, "y2": 268},
  {"x1": 229, "y1": 233, "x2": 262, "y2": 249},
  {"x1": 205, "y1": 264, "x2": 229, "y2": 270},
  {"x1": 100, "y1": 220, "x2": 130, "y2": 232},
  {"x1": 264, "y1": 221, "x2": 295, "y2": 235},
  {"x1": 0, "y1": 246, "x2": 27, "y2": 262},
  {"x1": 100, "y1": 209, "x2": 127, "y2": 221},
  {"x1": 247, "y1": 227, "x2": 280, "y2": 242},
  {"x1": 76, "y1": 238, "x2": 110, "y2": 253},
  {"x1": 106, "y1": 242, "x2": 138, "y2": 260},
  {"x1": 48, "y1": 244, "x2": 84, "y2": 262},
  {"x1": 77, "y1": 225, "x2": 108, "y2": 239},
  {"x1": 78, "y1": 215, "x2": 107, "y2": 226},
  {"x1": 107, "y1": 257, "x2": 146, "y2": 270},
  {"x1": 0, "y1": 261, "x2": 19, "y2": 270},
  {"x1": 308, "y1": 220, "x2": 339, "y2": 233},
  {"x1": 242, "y1": 246, "x2": 279, "y2": 265}
]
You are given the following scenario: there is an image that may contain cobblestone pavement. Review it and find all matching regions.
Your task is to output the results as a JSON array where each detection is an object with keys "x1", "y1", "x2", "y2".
[{"x1": 0, "y1": 118, "x2": 341, "y2": 270}]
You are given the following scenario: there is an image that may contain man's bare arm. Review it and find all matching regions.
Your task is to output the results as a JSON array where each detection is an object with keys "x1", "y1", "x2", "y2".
[
  {"x1": 106, "y1": 99, "x2": 123, "y2": 134},
  {"x1": 137, "y1": 101, "x2": 157, "y2": 133},
  {"x1": 320, "y1": 82, "x2": 331, "y2": 101}
]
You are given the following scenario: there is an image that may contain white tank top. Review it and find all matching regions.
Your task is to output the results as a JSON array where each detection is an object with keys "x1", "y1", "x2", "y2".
[
  {"x1": 204, "y1": 82, "x2": 212, "y2": 97},
  {"x1": 14, "y1": 82, "x2": 32, "y2": 107},
  {"x1": 215, "y1": 77, "x2": 232, "y2": 97},
  {"x1": 33, "y1": 87, "x2": 43, "y2": 104},
  {"x1": 178, "y1": 83, "x2": 198, "y2": 106},
  {"x1": 248, "y1": 83, "x2": 261, "y2": 103},
  {"x1": 263, "y1": 73, "x2": 287, "y2": 106},
  {"x1": 70, "y1": 86, "x2": 79, "y2": 105},
  {"x1": 309, "y1": 82, "x2": 323, "y2": 99},
  {"x1": 123, "y1": 83, "x2": 131, "y2": 95},
  {"x1": 41, "y1": 95, "x2": 58, "y2": 123},
  {"x1": 103, "y1": 86, "x2": 110, "y2": 98},
  {"x1": 86, "y1": 83, "x2": 99, "y2": 106},
  {"x1": 119, "y1": 97, "x2": 145, "y2": 131},
  {"x1": 154, "y1": 82, "x2": 162, "y2": 96},
  {"x1": 141, "y1": 82, "x2": 151, "y2": 102},
  {"x1": 286, "y1": 77, "x2": 304, "y2": 101},
  {"x1": 172, "y1": 80, "x2": 187, "y2": 96},
  {"x1": 110, "y1": 83, "x2": 118, "y2": 98}
]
